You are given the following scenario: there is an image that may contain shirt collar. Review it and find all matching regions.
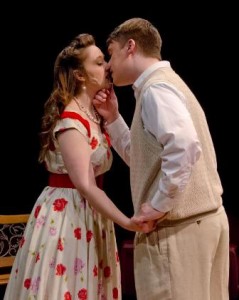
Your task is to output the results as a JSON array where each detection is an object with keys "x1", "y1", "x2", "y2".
[{"x1": 133, "y1": 61, "x2": 171, "y2": 92}]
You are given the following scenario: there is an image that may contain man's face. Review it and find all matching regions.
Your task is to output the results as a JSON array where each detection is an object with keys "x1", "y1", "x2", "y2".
[{"x1": 107, "y1": 40, "x2": 130, "y2": 86}]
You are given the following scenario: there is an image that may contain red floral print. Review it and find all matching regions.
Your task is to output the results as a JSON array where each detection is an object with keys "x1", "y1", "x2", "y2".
[
  {"x1": 56, "y1": 263, "x2": 66, "y2": 276},
  {"x1": 93, "y1": 265, "x2": 98, "y2": 277},
  {"x1": 104, "y1": 266, "x2": 111, "y2": 278},
  {"x1": 116, "y1": 251, "x2": 119, "y2": 262},
  {"x1": 78, "y1": 288, "x2": 87, "y2": 300},
  {"x1": 57, "y1": 238, "x2": 64, "y2": 251},
  {"x1": 104, "y1": 131, "x2": 111, "y2": 147},
  {"x1": 86, "y1": 230, "x2": 93, "y2": 242},
  {"x1": 53, "y1": 198, "x2": 68, "y2": 212},
  {"x1": 64, "y1": 291, "x2": 72, "y2": 300},
  {"x1": 74, "y1": 227, "x2": 81, "y2": 240},
  {"x1": 19, "y1": 236, "x2": 25, "y2": 248},
  {"x1": 90, "y1": 137, "x2": 98, "y2": 149},
  {"x1": 113, "y1": 287, "x2": 119, "y2": 299},
  {"x1": 24, "y1": 278, "x2": 31, "y2": 289},
  {"x1": 8, "y1": 115, "x2": 123, "y2": 298},
  {"x1": 34, "y1": 205, "x2": 41, "y2": 218},
  {"x1": 35, "y1": 252, "x2": 40, "y2": 263}
]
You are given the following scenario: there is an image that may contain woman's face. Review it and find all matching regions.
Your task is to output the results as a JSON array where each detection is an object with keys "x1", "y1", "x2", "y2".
[{"x1": 83, "y1": 45, "x2": 111, "y2": 91}]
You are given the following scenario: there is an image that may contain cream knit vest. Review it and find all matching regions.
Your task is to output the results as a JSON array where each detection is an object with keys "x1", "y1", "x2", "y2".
[{"x1": 130, "y1": 67, "x2": 223, "y2": 222}]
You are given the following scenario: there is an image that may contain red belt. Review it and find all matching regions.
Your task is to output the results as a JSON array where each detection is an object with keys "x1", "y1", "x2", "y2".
[{"x1": 48, "y1": 173, "x2": 75, "y2": 189}]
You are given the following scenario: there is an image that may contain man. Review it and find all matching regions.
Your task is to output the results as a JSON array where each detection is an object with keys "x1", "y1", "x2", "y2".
[{"x1": 94, "y1": 18, "x2": 229, "y2": 300}]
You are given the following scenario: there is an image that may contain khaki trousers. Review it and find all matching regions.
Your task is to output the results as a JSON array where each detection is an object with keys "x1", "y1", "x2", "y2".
[{"x1": 134, "y1": 207, "x2": 229, "y2": 300}]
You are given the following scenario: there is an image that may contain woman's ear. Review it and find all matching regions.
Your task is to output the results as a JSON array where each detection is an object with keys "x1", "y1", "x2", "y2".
[{"x1": 73, "y1": 70, "x2": 85, "y2": 82}]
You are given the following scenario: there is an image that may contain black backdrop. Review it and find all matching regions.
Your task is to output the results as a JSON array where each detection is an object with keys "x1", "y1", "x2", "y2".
[{"x1": 2, "y1": 2, "x2": 237, "y2": 226}]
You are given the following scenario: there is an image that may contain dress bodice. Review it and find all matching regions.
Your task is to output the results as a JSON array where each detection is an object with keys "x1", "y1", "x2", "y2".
[{"x1": 44, "y1": 111, "x2": 112, "y2": 177}]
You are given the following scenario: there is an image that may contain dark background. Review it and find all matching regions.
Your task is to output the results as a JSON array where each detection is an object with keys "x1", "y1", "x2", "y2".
[
  {"x1": 0, "y1": 2, "x2": 238, "y2": 299},
  {"x1": 1, "y1": 2, "x2": 237, "y2": 232}
]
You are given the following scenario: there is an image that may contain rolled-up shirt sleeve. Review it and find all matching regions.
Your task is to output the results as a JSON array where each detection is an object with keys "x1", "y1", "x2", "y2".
[
  {"x1": 105, "y1": 115, "x2": 131, "y2": 166},
  {"x1": 142, "y1": 83, "x2": 202, "y2": 212}
]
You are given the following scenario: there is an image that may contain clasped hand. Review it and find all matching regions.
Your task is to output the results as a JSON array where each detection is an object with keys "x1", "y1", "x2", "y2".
[{"x1": 132, "y1": 203, "x2": 166, "y2": 233}]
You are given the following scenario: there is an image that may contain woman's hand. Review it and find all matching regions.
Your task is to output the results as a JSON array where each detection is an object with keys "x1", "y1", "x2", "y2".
[{"x1": 124, "y1": 217, "x2": 157, "y2": 233}]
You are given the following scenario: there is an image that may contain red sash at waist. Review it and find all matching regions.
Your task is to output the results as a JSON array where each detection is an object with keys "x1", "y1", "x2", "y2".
[{"x1": 48, "y1": 173, "x2": 75, "y2": 189}]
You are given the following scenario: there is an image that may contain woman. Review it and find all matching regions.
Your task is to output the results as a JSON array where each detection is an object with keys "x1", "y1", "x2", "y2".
[{"x1": 4, "y1": 33, "x2": 152, "y2": 300}]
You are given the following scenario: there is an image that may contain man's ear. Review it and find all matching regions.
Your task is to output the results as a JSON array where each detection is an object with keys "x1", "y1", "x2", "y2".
[{"x1": 127, "y1": 39, "x2": 136, "y2": 54}]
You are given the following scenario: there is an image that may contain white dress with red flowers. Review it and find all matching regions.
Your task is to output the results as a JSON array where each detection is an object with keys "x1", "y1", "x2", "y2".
[{"x1": 4, "y1": 112, "x2": 121, "y2": 300}]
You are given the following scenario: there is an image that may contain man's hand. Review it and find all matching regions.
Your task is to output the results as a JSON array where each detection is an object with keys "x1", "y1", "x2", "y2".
[
  {"x1": 93, "y1": 86, "x2": 119, "y2": 124},
  {"x1": 132, "y1": 203, "x2": 166, "y2": 225}
]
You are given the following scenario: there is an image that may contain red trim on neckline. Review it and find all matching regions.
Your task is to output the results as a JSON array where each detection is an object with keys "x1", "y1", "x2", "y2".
[{"x1": 60, "y1": 111, "x2": 91, "y2": 137}]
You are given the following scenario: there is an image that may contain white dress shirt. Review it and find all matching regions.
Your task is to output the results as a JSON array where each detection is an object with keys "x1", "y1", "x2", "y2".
[{"x1": 106, "y1": 61, "x2": 201, "y2": 212}]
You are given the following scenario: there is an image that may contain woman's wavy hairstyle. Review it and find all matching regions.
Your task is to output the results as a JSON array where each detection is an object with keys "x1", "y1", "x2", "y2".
[{"x1": 38, "y1": 33, "x2": 95, "y2": 163}]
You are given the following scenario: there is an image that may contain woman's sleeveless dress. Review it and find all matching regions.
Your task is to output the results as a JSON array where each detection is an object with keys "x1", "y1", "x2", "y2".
[{"x1": 4, "y1": 111, "x2": 121, "y2": 300}]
